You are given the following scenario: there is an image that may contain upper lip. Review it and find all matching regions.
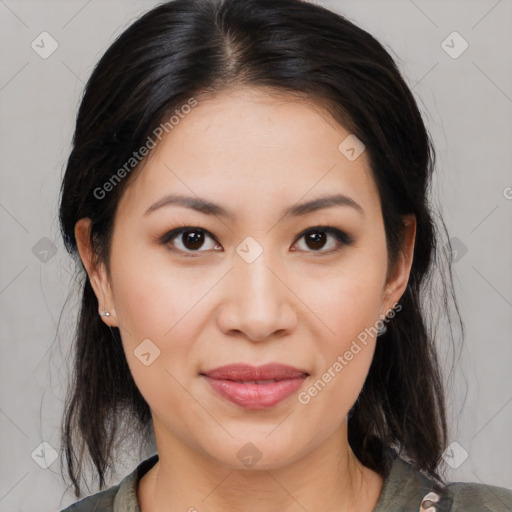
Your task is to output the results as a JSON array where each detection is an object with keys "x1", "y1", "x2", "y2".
[{"x1": 201, "y1": 363, "x2": 309, "y2": 381}]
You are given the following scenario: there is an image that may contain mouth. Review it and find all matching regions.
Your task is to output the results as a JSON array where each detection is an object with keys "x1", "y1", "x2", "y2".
[{"x1": 200, "y1": 363, "x2": 309, "y2": 410}]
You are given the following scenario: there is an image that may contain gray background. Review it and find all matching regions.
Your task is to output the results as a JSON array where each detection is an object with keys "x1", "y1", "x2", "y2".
[{"x1": 0, "y1": 0, "x2": 511, "y2": 510}]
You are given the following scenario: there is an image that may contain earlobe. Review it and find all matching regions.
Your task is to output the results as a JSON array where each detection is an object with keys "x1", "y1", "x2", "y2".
[
  {"x1": 74, "y1": 218, "x2": 117, "y2": 326},
  {"x1": 381, "y1": 214, "x2": 416, "y2": 315}
]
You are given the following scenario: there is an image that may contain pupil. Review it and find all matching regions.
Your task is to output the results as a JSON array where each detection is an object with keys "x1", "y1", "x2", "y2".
[
  {"x1": 180, "y1": 230, "x2": 327, "y2": 251},
  {"x1": 184, "y1": 230, "x2": 204, "y2": 250},
  {"x1": 307, "y1": 232, "x2": 326, "y2": 250}
]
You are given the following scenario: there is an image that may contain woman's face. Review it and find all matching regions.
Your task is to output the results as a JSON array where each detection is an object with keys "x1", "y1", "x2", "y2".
[{"x1": 77, "y1": 86, "x2": 415, "y2": 470}]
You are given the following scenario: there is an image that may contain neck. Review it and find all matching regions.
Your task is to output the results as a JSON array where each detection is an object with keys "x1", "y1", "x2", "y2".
[{"x1": 139, "y1": 418, "x2": 383, "y2": 512}]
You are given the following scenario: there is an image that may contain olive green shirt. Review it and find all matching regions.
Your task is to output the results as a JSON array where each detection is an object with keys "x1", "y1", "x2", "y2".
[{"x1": 60, "y1": 452, "x2": 512, "y2": 511}]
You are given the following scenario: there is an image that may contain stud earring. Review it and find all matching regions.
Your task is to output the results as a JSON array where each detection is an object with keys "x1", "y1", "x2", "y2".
[{"x1": 99, "y1": 310, "x2": 111, "y2": 317}]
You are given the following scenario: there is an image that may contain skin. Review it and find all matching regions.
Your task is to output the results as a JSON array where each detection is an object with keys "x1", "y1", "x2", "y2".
[{"x1": 75, "y1": 86, "x2": 416, "y2": 512}]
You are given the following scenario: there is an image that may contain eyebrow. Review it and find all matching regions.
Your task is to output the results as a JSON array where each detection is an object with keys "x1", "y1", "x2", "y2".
[{"x1": 144, "y1": 193, "x2": 364, "y2": 218}]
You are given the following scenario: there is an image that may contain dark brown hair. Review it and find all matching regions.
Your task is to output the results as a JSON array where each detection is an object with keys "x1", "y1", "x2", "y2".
[{"x1": 58, "y1": 0, "x2": 463, "y2": 498}]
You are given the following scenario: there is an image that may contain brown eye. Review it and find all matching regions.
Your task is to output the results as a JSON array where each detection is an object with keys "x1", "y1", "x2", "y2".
[
  {"x1": 293, "y1": 226, "x2": 353, "y2": 254},
  {"x1": 180, "y1": 230, "x2": 206, "y2": 250},
  {"x1": 304, "y1": 231, "x2": 328, "y2": 251},
  {"x1": 162, "y1": 227, "x2": 221, "y2": 253},
  {"x1": 160, "y1": 225, "x2": 353, "y2": 256}
]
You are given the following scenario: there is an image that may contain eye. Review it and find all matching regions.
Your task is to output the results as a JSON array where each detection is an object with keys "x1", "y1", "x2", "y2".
[
  {"x1": 160, "y1": 224, "x2": 354, "y2": 255},
  {"x1": 292, "y1": 225, "x2": 354, "y2": 254},
  {"x1": 161, "y1": 227, "x2": 221, "y2": 254}
]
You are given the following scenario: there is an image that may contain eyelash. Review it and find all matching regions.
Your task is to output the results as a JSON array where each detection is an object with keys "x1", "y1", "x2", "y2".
[{"x1": 158, "y1": 224, "x2": 354, "y2": 257}]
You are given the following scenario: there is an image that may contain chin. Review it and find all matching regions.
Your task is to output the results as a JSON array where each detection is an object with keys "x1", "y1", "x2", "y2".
[{"x1": 200, "y1": 433, "x2": 308, "y2": 472}]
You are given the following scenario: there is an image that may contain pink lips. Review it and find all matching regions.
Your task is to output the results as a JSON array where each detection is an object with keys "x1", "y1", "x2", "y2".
[{"x1": 201, "y1": 363, "x2": 309, "y2": 410}]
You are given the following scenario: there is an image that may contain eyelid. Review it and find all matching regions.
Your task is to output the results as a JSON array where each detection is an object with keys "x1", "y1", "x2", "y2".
[
  {"x1": 295, "y1": 224, "x2": 354, "y2": 246},
  {"x1": 159, "y1": 224, "x2": 354, "y2": 255},
  {"x1": 159, "y1": 225, "x2": 218, "y2": 247}
]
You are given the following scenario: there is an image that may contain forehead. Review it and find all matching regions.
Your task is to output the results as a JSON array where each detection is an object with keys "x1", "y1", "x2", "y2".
[{"x1": 116, "y1": 87, "x2": 380, "y2": 222}]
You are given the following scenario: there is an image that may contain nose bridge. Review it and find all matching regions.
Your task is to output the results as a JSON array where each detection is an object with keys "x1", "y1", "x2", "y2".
[
  {"x1": 235, "y1": 234, "x2": 279, "y2": 294},
  {"x1": 239, "y1": 247, "x2": 277, "y2": 301},
  {"x1": 219, "y1": 238, "x2": 295, "y2": 340},
  {"x1": 237, "y1": 244, "x2": 283, "y2": 313}
]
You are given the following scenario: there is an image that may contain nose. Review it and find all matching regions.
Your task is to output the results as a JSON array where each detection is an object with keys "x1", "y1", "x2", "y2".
[{"x1": 216, "y1": 248, "x2": 297, "y2": 342}]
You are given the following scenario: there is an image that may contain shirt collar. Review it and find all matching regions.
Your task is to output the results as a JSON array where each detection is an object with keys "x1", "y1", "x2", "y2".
[
  {"x1": 113, "y1": 453, "x2": 159, "y2": 512},
  {"x1": 112, "y1": 451, "x2": 452, "y2": 511}
]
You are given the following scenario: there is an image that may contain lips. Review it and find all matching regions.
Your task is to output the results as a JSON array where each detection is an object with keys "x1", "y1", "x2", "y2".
[
  {"x1": 202, "y1": 363, "x2": 309, "y2": 381},
  {"x1": 201, "y1": 363, "x2": 309, "y2": 409}
]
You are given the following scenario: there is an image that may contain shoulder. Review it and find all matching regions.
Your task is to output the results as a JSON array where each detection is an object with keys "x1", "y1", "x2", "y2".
[
  {"x1": 446, "y1": 481, "x2": 512, "y2": 512},
  {"x1": 59, "y1": 453, "x2": 159, "y2": 512},
  {"x1": 373, "y1": 452, "x2": 512, "y2": 512},
  {"x1": 59, "y1": 484, "x2": 119, "y2": 512}
]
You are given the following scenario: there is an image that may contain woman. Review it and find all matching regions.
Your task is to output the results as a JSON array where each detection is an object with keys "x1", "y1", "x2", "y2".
[{"x1": 58, "y1": 0, "x2": 512, "y2": 510}]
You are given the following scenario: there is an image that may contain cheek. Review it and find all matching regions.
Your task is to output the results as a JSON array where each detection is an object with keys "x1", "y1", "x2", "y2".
[
  {"x1": 298, "y1": 251, "x2": 387, "y2": 347},
  {"x1": 293, "y1": 256, "x2": 385, "y2": 420},
  {"x1": 108, "y1": 244, "x2": 211, "y2": 389},
  {"x1": 296, "y1": 341, "x2": 377, "y2": 448},
  {"x1": 110, "y1": 261, "x2": 206, "y2": 430},
  {"x1": 111, "y1": 236, "x2": 209, "y2": 339},
  {"x1": 294, "y1": 278, "x2": 381, "y2": 438}
]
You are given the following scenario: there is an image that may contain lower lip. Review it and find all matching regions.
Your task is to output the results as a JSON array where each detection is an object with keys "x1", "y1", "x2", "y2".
[{"x1": 203, "y1": 376, "x2": 307, "y2": 409}]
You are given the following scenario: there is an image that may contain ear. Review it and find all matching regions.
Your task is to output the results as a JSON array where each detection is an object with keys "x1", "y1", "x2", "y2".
[
  {"x1": 380, "y1": 214, "x2": 416, "y2": 316},
  {"x1": 74, "y1": 218, "x2": 118, "y2": 327}
]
